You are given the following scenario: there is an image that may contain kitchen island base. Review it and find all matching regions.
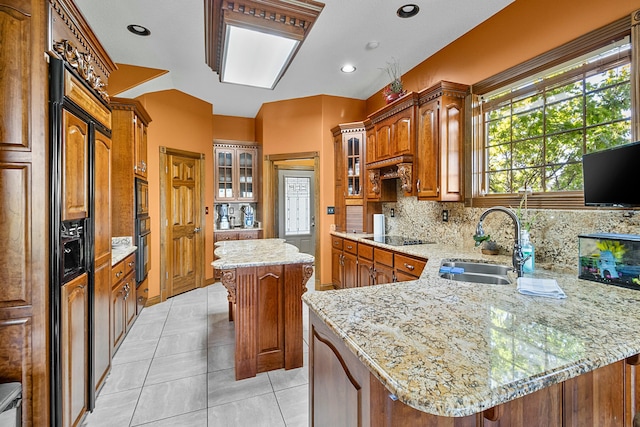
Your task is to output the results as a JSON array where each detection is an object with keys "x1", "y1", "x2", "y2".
[
  {"x1": 221, "y1": 262, "x2": 313, "y2": 380},
  {"x1": 310, "y1": 311, "x2": 640, "y2": 427}
]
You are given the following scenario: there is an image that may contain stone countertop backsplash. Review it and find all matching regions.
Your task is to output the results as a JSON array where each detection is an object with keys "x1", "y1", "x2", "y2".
[
  {"x1": 112, "y1": 236, "x2": 136, "y2": 266},
  {"x1": 306, "y1": 231, "x2": 640, "y2": 417}
]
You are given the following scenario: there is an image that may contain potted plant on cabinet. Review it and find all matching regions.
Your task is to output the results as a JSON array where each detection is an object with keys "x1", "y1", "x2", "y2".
[{"x1": 382, "y1": 58, "x2": 406, "y2": 104}]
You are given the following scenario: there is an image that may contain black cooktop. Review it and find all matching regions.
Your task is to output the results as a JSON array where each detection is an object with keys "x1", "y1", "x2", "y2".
[{"x1": 363, "y1": 235, "x2": 433, "y2": 246}]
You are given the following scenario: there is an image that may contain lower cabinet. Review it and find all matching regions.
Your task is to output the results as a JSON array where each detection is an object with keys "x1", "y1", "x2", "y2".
[
  {"x1": 111, "y1": 254, "x2": 137, "y2": 354},
  {"x1": 332, "y1": 237, "x2": 428, "y2": 289},
  {"x1": 61, "y1": 272, "x2": 88, "y2": 427},
  {"x1": 310, "y1": 310, "x2": 640, "y2": 427}
]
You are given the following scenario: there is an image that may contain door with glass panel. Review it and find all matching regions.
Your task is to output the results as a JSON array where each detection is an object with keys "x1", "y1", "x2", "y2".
[
  {"x1": 278, "y1": 169, "x2": 315, "y2": 255},
  {"x1": 215, "y1": 147, "x2": 234, "y2": 201}
]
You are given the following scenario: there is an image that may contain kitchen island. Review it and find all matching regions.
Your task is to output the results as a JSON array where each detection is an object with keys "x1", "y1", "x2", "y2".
[
  {"x1": 213, "y1": 238, "x2": 314, "y2": 380},
  {"x1": 304, "y1": 234, "x2": 640, "y2": 426}
]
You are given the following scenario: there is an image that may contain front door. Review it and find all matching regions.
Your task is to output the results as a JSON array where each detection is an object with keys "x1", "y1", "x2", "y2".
[
  {"x1": 160, "y1": 148, "x2": 204, "y2": 299},
  {"x1": 278, "y1": 169, "x2": 315, "y2": 255}
]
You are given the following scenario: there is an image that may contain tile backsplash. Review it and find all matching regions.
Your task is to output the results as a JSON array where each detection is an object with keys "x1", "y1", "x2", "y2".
[{"x1": 383, "y1": 195, "x2": 640, "y2": 273}]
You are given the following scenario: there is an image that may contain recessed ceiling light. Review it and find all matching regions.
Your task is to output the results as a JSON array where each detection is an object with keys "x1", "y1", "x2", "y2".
[
  {"x1": 127, "y1": 24, "x2": 151, "y2": 36},
  {"x1": 366, "y1": 41, "x2": 380, "y2": 50},
  {"x1": 397, "y1": 4, "x2": 419, "y2": 18},
  {"x1": 341, "y1": 64, "x2": 356, "y2": 73}
]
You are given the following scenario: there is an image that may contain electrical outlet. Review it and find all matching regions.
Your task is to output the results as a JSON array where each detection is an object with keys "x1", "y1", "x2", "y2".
[
  {"x1": 442, "y1": 210, "x2": 449, "y2": 222},
  {"x1": 390, "y1": 208, "x2": 395, "y2": 217}
]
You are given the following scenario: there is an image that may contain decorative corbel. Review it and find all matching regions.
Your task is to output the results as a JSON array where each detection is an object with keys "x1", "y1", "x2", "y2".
[
  {"x1": 397, "y1": 163, "x2": 412, "y2": 193},
  {"x1": 220, "y1": 270, "x2": 237, "y2": 303},
  {"x1": 368, "y1": 169, "x2": 380, "y2": 195}
]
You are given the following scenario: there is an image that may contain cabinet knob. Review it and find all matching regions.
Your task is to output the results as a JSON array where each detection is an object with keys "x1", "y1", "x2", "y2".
[{"x1": 116, "y1": 271, "x2": 123, "y2": 278}]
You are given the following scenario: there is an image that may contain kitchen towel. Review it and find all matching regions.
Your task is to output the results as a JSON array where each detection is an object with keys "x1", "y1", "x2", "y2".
[
  {"x1": 516, "y1": 277, "x2": 567, "y2": 299},
  {"x1": 373, "y1": 214, "x2": 385, "y2": 236}
]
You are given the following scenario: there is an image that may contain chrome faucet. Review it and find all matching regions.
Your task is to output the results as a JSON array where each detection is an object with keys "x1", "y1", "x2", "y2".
[{"x1": 473, "y1": 206, "x2": 527, "y2": 277}]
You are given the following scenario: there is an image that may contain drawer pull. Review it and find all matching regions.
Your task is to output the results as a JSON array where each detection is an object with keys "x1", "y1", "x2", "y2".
[
  {"x1": 403, "y1": 263, "x2": 415, "y2": 271},
  {"x1": 116, "y1": 271, "x2": 123, "y2": 278},
  {"x1": 347, "y1": 245, "x2": 353, "y2": 250},
  {"x1": 128, "y1": 261, "x2": 134, "y2": 267}
]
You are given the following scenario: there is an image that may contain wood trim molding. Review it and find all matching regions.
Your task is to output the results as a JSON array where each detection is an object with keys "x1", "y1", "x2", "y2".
[{"x1": 472, "y1": 15, "x2": 630, "y2": 95}]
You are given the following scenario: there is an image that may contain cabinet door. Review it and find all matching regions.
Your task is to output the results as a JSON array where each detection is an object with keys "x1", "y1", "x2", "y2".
[
  {"x1": 343, "y1": 252, "x2": 358, "y2": 288},
  {"x1": 124, "y1": 272, "x2": 137, "y2": 332},
  {"x1": 61, "y1": 273, "x2": 88, "y2": 427},
  {"x1": 334, "y1": 135, "x2": 346, "y2": 231},
  {"x1": 93, "y1": 131, "x2": 112, "y2": 391},
  {"x1": 357, "y1": 258, "x2": 374, "y2": 287},
  {"x1": 391, "y1": 110, "x2": 413, "y2": 156},
  {"x1": 345, "y1": 132, "x2": 363, "y2": 198},
  {"x1": 61, "y1": 109, "x2": 89, "y2": 220},
  {"x1": 366, "y1": 126, "x2": 376, "y2": 164},
  {"x1": 215, "y1": 147, "x2": 235, "y2": 201},
  {"x1": 438, "y1": 96, "x2": 464, "y2": 202},
  {"x1": 375, "y1": 122, "x2": 391, "y2": 160},
  {"x1": 134, "y1": 116, "x2": 148, "y2": 178},
  {"x1": 416, "y1": 99, "x2": 440, "y2": 199},
  {"x1": 374, "y1": 262, "x2": 394, "y2": 285},
  {"x1": 112, "y1": 279, "x2": 126, "y2": 352},
  {"x1": 237, "y1": 148, "x2": 256, "y2": 201},
  {"x1": 331, "y1": 247, "x2": 343, "y2": 289}
]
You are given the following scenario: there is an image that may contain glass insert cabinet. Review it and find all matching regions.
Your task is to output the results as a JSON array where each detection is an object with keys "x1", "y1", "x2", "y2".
[{"x1": 214, "y1": 142, "x2": 259, "y2": 202}]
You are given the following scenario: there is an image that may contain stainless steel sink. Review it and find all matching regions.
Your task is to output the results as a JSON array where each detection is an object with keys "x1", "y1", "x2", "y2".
[{"x1": 439, "y1": 260, "x2": 513, "y2": 285}]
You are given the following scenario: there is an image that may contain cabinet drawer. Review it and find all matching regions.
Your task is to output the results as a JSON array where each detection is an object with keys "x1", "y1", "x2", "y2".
[
  {"x1": 112, "y1": 261, "x2": 126, "y2": 285},
  {"x1": 358, "y1": 243, "x2": 374, "y2": 261},
  {"x1": 395, "y1": 253, "x2": 427, "y2": 277},
  {"x1": 374, "y1": 248, "x2": 394, "y2": 267},
  {"x1": 215, "y1": 232, "x2": 238, "y2": 242},
  {"x1": 343, "y1": 239, "x2": 357, "y2": 255},
  {"x1": 238, "y1": 230, "x2": 261, "y2": 240},
  {"x1": 124, "y1": 253, "x2": 136, "y2": 276},
  {"x1": 332, "y1": 237, "x2": 343, "y2": 250}
]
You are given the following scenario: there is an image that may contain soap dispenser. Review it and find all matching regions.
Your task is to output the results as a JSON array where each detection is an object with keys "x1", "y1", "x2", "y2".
[{"x1": 520, "y1": 229, "x2": 535, "y2": 273}]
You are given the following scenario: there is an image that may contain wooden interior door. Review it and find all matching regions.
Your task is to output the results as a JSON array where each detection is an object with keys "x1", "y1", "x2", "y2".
[{"x1": 160, "y1": 148, "x2": 204, "y2": 299}]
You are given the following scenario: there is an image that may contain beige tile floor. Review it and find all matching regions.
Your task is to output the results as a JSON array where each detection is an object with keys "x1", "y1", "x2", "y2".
[{"x1": 82, "y1": 279, "x2": 313, "y2": 427}]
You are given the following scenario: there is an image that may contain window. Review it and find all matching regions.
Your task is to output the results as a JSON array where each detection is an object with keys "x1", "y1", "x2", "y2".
[{"x1": 471, "y1": 16, "x2": 635, "y2": 209}]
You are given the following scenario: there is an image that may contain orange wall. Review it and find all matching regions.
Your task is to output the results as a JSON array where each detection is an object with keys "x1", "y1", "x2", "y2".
[
  {"x1": 256, "y1": 95, "x2": 366, "y2": 286},
  {"x1": 212, "y1": 115, "x2": 256, "y2": 141},
  {"x1": 366, "y1": 0, "x2": 636, "y2": 113},
  {"x1": 136, "y1": 90, "x2": 215, "y2": 299}
]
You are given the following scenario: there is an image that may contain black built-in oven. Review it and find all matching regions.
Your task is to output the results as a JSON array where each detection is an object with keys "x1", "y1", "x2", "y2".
[{"x1": 60, "y1": 219, "x2": 86, "y2": 283}]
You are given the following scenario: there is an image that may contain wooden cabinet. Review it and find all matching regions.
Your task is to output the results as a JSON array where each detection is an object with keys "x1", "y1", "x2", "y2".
[
  {"x1": 61, "y1": 109, "x2": 89, "y2": 220},
  {"x1": 332, "y1": 123, "x2": 367, "y2": 233},
  {"x1": 331, "y1": 237, "x2": 344, "y2": 289},
  {"x1": 214, "y1": 141, "x2": 259, "y2": 202},
  {"x1": 93, "y1": 130, "x2": 112, "y2": 393},
  {"x1": 110, "y1": 98, "x2": 152, "y2": 236},
  {"x1": 61, "y1": 273, "x2": 89, "y2": 427},
  {"x1": 415, "y1": 82, "x2": 468, "y2": 201},
  {"x1": 332, "y1": 237, "x2": 428, "y2": 289},
  {"x1": 111, "y1": 254, "x2": 137, "y2": 353}
]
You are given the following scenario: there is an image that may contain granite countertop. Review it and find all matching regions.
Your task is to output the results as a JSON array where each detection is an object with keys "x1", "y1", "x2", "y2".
[
  {"x1": 212, "y1": 238, "x2": 314, "y2": 269},
  {"x1": 303, "y1": 231, "x2": 640, "y2": 417},
  {"x1": 111, "y1": 236, "x2": 137, "y2": 266},
  {"x1": 214, "y1": 227, "x2": 263, "y2": 233}
]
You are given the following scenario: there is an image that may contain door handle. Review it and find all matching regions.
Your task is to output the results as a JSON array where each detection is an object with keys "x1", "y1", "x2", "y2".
[{"x1": 194, "y1": 227, "x2": 201, "y2": 233}]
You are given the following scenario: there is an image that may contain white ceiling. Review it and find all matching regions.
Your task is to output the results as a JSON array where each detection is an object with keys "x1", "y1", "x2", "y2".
[{"x1": 74, "y1": 0, "x2": 513, "y2": 118}]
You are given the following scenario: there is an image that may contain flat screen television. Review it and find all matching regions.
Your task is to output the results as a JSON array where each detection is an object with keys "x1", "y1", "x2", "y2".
[{"x1": 582, "y1": 141, "x2": 640, "y2": 207}]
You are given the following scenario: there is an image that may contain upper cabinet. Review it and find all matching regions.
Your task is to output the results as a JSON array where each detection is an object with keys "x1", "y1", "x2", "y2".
[
  {"x1": 332, "y1": 123, "x2": 368, "y2": 233},
  {"x1": 110, "y1": 97, "x2": 152, "y2": 236},
  {"x1": 214, "y1": 141, "x2": 259, "y2": 202},
  {"x1": 415, "y1": 82, "x2": 468, "y2": 201}
]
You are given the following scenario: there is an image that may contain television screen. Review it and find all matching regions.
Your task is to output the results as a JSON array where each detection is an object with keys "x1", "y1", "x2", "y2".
[{"x1": 582, "y1": 141, "x2": 640, "y2": 207}]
